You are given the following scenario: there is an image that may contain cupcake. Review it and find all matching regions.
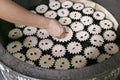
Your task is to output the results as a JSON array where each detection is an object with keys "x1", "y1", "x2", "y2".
[
  {"x1": 8, "y1": 28, "x2": 23, "y2": 39},
  {"x1": 57, "y1": 9, "x2": 69, "y2": 17},
  {"x1": 103, "y1": 30, "x2": 117, "y2": 41},
  {"x1": 90, "y1": 35, "x2": 104, "y2": 47},
  {"x1": 62, "y1": 0, "x2": 73, "y2": 9},
  {"x1": 49, "y1": 1, "x2": 61, "y2": 10},
  {"x1": 104, "y1": 43, "x2": 119, "y2": 55},
  {"x1": 39, "y1": 55, "x2": 55, "y2": 68},
  {"x1": 44, "y1": 10, "x2": 57, "y2": 19},
  {"x1": 37, "y1": 29, "x2": 50, "y2": 39},
  {"x1": 7, "y1": 41, "x2": 22, "y2": 53},
  {"x1": 84, "y1": 46, "x2": 100, "y2": 59},
  {"x1": 71, "y1": 55, "x2": 87, "y2": 68},
  {"x1": 69, "y1": 11, "x2": 82, "y2": 20},
  {"x1": 13, "y1": 52, "x2": 26, "y2": 61},
  {"x1": 70, "y1": 21, "x2": 84, "y2": 32},
  {"x1": 82, "y1": 7, "x2": 94, "y2": 15},
  {"x1": 76, "y1": 31, "x2": 90, "y2": 41},
  {"x1": 52, "y1": 44, "x2": 66, "y2": 57},
  {"x1": 23, "y1": 36, "x2": 38, "y2": 48},
  {"x1": 15, "y1": 24, "x2": 26, "y2": 28},
  {"x1": 26, "y1": 60, "x2": 35, "y2": 65},
  {"x1": 87, "y1": 24, "x2": 102, "y2": 34},
  {"x1": 55, "y1": 58, "x2": 70, "y2": 70},
  {"x1": 23, "y1": 26, "x2": 37, "y2": 36},
  {"x1": 97, "y1": 54, "x2": 111, "y2": 63},
  {"x1": 59, "y1": 17, "x2": 72, "y2": 25},
  {"x1": 80, "y1": 16, "x2": 93, "y2": 26},
  {"x1": 36, "y1": 4, "x2": 48, "y2": 14},
  {"x1": 73, "y1": 2, "x2": 84, "y2": 11},
  {"x1": 67, "y1": 42, "x2": 82, "y2": 54},
  {"x1": 99, "y1": 19, "x2": 113, "y2": 30},
  {"x1": 26, "y1": 48, "x2": 42, "y2": 61},
  {"x1": 38, "y1": 39, "x2": 53, "y2": 51},
  {"x1": 93, "y1": 11, "x2": 105, "y2": 20}
]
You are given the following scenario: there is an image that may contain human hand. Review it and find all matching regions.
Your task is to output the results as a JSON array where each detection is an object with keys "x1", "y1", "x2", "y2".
[{"x1": 46, "y1": 19, "x2": 67, "y2": 38}]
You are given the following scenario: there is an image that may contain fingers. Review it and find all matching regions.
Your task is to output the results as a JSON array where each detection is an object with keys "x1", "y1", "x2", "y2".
[
  {"x1": 56, "y1": 26, "x2": 68, "y2": 39},
  {"x1": 60, "y1": 27, "x2": 67, "y2": 38},
  {"x1": 48, "y1": 19, "x2": 68, "y2": 39}
]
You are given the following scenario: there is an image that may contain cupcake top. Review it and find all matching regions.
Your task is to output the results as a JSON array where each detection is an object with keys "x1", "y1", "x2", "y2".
[
  {"x1": 49, "y1": 1, "x2": 61, "y2": 10},
  {"x1": 55, "y1": 58, "x2": 70, "y2": 70},
  {"x1": 69, "y1": 11, "x2": 82, "y2": 20},
  {"x1": 59, "y1": 17, "x2": 72, "y2": 25},
  {"x1": 103, "y1": 30, "x2": 117, "y2": 41},
  {"x1": 37, "y1": 29, "x2": 50, "y2": 39},
  {"x1": 70, "y1": 21, "x2": 84, "y2": 32},
  {"x1": 39, "y1": 55, "x2": 55, "y2": 68},
  {"x1": 80, "y1": 16, "x2": 93, "y2": 26},
  {"x1": 90, "y1": 35, "x2": 104, "y2": 47},
  {"x1": 26, "y1": 60, "x2": 35, "y2": 65},
  {"x1": 38, "y1": 39, "x2": 53, "y2": 51},
  {"x1": 97, "y1": 54, "x2": 111, "y2": 63},
  {"x1": 8, "y1": 29, "x2": 23, "y2": 39},
  {"x1": 84, "y1": 46, "x2": 100, "y2": 59},
  {"x1": 62, "y1": 0, "x2": 73, "y2": 9},
  {"x1": 23, "y1": 36, "x2": 38, "y2": 48},
  {"x1": 57, "y1": 9, "x2": 69, "y2": 17},
  {"x1": 73, "y1": 3, "x2": 84, "y2": 11},
  {"x1": 88, "y1": 24, "x2": 102, "y2": 34},
  {"x1": 52, "y1": 44, "x2": 66, "y2": 57},
  {"x1": 23, "y1": 26, "x2": 37, "y2": 36},
  {"x1": 44, "y1": 10, "x2": 57, "y2": 19},
  {"x1": 13, "y1": 52, "x2": 26, "y2": 61},
  {"x1": 7, "y1": 41, "x2": 22, "y2": 54},
  {"x1": 71, "y1": 55, "x2": 87, "y2": 68},
  {"x1": 100, "y1": 19, "x2": 113, "y2": 30},
  {"x1": 104, "y1": 43, "x2": 119, "y2": 55},
  {"x1": 26, "y1": 48, "x2": 42, "y2": 61},
  {"x1": 67, "y1": 42, "x2": 82, "y2": 54},
  {"x1": 93, "y1": 11, "x2": 105, "y2": 20},
  {"x1": 82, "y1": 7, "x2": 94, "y2": 15},
  {"x1": 76, "y1": 31, "x2": 90, "y2": 41},
  {"x1": 36, "y1": 4, "x2": 48, "y2": 14},
  {"x1": 15, "y1": 24, "x2": 26, "y2": 28}
]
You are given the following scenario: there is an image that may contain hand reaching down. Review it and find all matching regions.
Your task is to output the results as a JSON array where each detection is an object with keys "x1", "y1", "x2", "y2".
[{"x1": 46, "y1": 19, "x2": 67, "y2": 38}]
